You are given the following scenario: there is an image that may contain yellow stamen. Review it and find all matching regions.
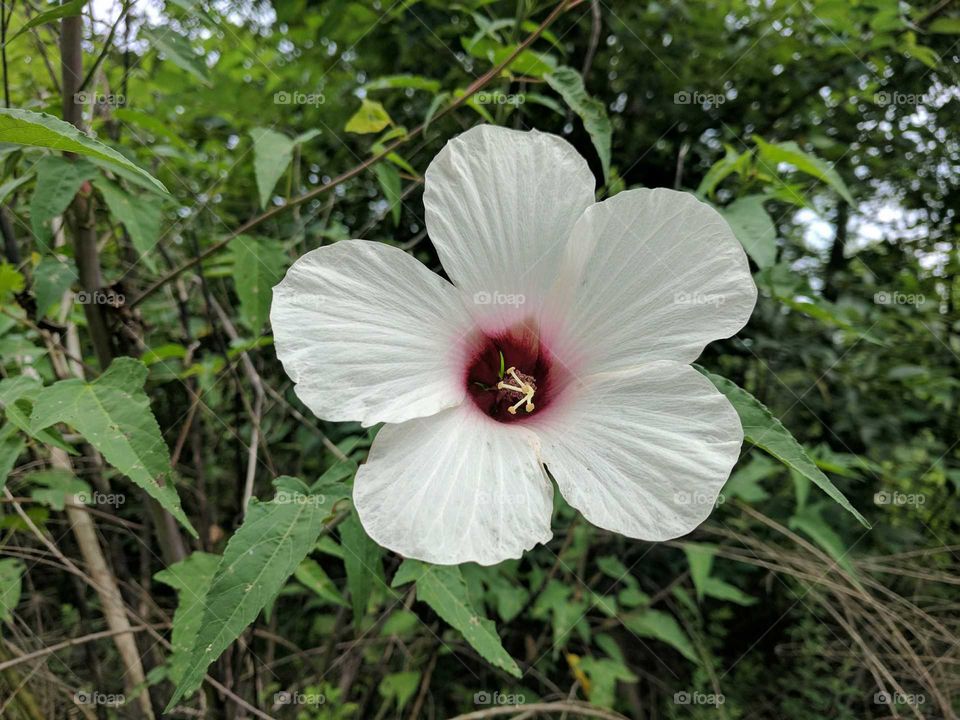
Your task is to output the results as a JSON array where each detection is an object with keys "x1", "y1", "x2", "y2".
[{"x1": 497, "y1": 366, "x2": 536, "y2": 415}]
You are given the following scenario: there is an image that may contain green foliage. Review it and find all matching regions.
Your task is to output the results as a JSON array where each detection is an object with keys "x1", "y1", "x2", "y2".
[
  {"x1": 295, "y1": 558, "x2": 349, "y2": 607},
  {"x1": 378, "y1": 671, "x2": 421, "y2": 712},
  {"x1": 29, "y1": 156, "x2": 96, "y2": 247},
  {"x1": 545, "y1": 66, "x2": 612, "y2": 182},
  {"x1": 165, "y1": 479, "x2": 334, "y2": 710},
  {"x1": 393, "y1": 560, "x2": 522, "y2": 677},
  {"x1": 703, "y1": 368, "x2": 869, "y2": 527},
  {"x1": 0, "y1": 558, "x2": 23, "y2": 623},
  {"x1": 0, "y1": 107, "x2": 166, "y2": 192},
  {"x1": 230, "y1": 236, "x2": 287, "y2": 331},
  {"x1": 1, "y1": 1, "x2": 956, "y2": 717},
  {"x1": 140, "y1": 26, "x2": 212, "y2": 87},
  {"x1": 0, "y1": 431, "x2": 24, "y2": 491},
  {"x1": 2, "y1": 0, "x2": 85, "y2": 46},
  {"x1": 94, "y1": 179, "x2": 163, "y2": 272},
  {"x1": 30, "y1": 358, "x2": 196, "y2": 536},
  {"x1": 624, "y1": 609, "x2": 699, "y2": 665},
  {"x1": 719, "y1": 195, "x2": 777, "y2": 269},
  {"x1": 155, "y1": 552, "x2": 219, "y2": 687},
  {"x1": 26, "y1": 468, "x2": 89, "y2": 510},
  {"x1": 340, "y1": 510, "x2": 383, "y2": 627},
  {"x1": 753, "y1": 137, "x2": 856, "y2": 205},
  {"x1": 250, "y1": 127, "x2": 295, "y2": 208},
  {"x1": 345, "y1": 99, "x2": 393, "y2": 134}
]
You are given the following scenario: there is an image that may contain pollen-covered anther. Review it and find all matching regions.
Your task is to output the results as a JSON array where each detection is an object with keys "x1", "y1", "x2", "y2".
[{"x1": 497, "y1": 367, "x2": 537, "y2": 415}]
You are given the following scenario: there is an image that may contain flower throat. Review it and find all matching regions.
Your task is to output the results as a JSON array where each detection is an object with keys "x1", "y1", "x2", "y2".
[{"x1": 464, "y1": 326, "x2": 557, "y2": 423}]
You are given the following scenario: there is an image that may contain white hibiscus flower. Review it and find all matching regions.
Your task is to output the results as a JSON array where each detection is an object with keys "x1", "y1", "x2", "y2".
[{"x1": 271, "y1": 125, "x2": 757, "y2": 566}]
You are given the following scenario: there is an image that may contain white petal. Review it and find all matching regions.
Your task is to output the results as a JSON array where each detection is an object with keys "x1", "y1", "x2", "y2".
[
  {"x1": 271, "y1": 240, "x2": 475, "y2": 426},
  {"x1": 354, "y1": 404, "x2": 553, "y2": 565},
  {"x1": 424, "y1": 125, "x2": 596, "y2": 331},
  {"x1": 536, "y1": 362, "x2": 742, "y2": 540},
  {"x1": 542, "y1": 188, "x2": 757, "y2": 373}
]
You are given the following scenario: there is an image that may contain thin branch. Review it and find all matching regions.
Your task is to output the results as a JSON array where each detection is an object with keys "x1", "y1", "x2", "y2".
[
  {"x1": 0, "y1": 625, "x2": 157, "y2": 673},
  {"x1": 78, "y1": 0, "x2": 132, "y2": 93}
]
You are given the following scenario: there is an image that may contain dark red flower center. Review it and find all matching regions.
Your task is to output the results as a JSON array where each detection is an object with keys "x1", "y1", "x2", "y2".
[{"x1": 464, "y1": 325, "x2": 560, "y2": 423}]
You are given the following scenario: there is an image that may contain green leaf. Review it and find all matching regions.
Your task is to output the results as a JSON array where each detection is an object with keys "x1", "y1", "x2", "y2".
[
  {"x1": 392, "y1": 560, "x2": 521, "y2": 677},
  {"x1": 0, "y1": 263, "x2": 25, "y2": 299},
  {"x1": 578, "y1": 656, "x2": 637, "y2": 708},
  {"x1": 530, "y1": 579, "x2": 591, "y2": 655},
  {"x1": 141, "y1": 26, "x2": 212, "y2": 87},
  {"x1": 0, "y1": 558, "x2": 23, "y2": 622},
  {"x1": 0, "y1": 172, "x2": 35, "y2": 205},
  {"x1": 155, "y1": 552, "x2": 219, "y2": 687},
  {"x1": 463, "y1": 36, "x2": 557, "y2": 77},
  {"x1": 94, "y1": 179, "x2": 163, "y2": 272},
  {"x1": 365, "y1": 74, "x2": 440, "y2": 93},
  {"x1": 928, "y1": 17, "x2": 960, "y2": 34},
  {"x1": 0, "y1": 108, "x2": 166, "y2": 193},
  {"x1": 683, "y1": 544, "x2": 716, "y2": 601},
  {"x1": 424, "y1": 92, "x2": 450, "y2": 130},
  {"x1": 753, "y1": 136, "x2": 854, "y2": 205},
  {"x1": 719, "y1": 195, "x2": 777, "y2": 269},
  {"x1": 624, "y1": 609, "x2": 699, "y2": 664},
  {"x1": 340, "y1": 511, "x2": 383, "y2": 627},
  {"x1": 775, "y1": 294, "x2": 884, "y2": 345},
  {"x1": 249, "y1": 127, "x2": 294, "y2": 209},
  {"x1": 0, "y1": 375, "x2": 75, "y2": 453},
  {"x1": 164, "y1": 482, "x2": 332, "y2": 710},
  {"x1": 30, "y1": 357, "x2": 197, "y2": 536},
  {"x1": 900, "y1": 32, "x2": 939, "y2": 68},
  {"x1": 544, "y1": 66, "x2": 611, "y2": 183},
  {"x1": 32, "y1": 256, "x2": 76, "y2": 319},
  {"x1": 700, "y1": 577, "x2": 757, "y2": 606},
  {"x1": 373, "y1": 162, "x2": 402, "y2": 226},
  {"x1": 696, "y1": 145, "x2": 748, "y2": 197},
  {"x1": 0, "y1": 430, "x2": 25, "y2": 492},
  {"x1": 231, "y1": 236, "x2": 287, "y2": 332},
  {"x1": 294, "y1": 558, "x2": 348, "y2": 607},
  {"x1": 723, "y1": 454, "x2": 775, "y2": 502},
  {"x1": 113, "y1": 108, "x2": 192, "y2": 153},
  {"x1": 378, "y1": 671, "x2": 421, "y2": 711},
  {"x1": 30, "y1": 156, "x2": 97, "y2": 247},
  {"x1": 790, "y1": 504, "x2": 859, "y2": 576},
  {"x1": 26, "y1": 469, "x2": 90, "y2": 511},
  {"x1": 345, "y1": 99, "x2": 392, "y2": 134},
  {"x1": 701, "y1": 369, "x2": 870, "y2": 528},
  {"x1": 3, "y1": 0, "x2": 86, "y2": 46}
]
